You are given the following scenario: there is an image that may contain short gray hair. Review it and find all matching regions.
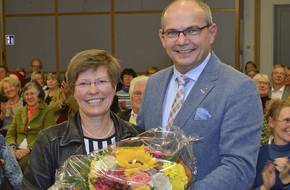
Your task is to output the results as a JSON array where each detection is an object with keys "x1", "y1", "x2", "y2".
[{"x1": 129, "y1": 75, "x2": 149, "y2": 97}]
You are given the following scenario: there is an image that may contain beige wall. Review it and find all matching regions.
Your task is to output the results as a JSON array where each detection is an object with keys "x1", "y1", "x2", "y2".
[
  {"x1": 2, "y1": 0, "x2": 240, "y2": 73},
  {"x1": 260, "y1": 0, "x2": 290, "y2": 76}
]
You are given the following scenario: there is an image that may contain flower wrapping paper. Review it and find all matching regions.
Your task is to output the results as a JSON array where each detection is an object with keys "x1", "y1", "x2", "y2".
[{"x1": 49, "y1": 127, "x2": 201, "y2": 190}]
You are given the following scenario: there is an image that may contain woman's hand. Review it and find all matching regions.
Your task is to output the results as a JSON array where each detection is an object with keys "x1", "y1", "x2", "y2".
[
  {"x1": 274, "y1": 157, "x2": 290, "y2": 185},
  {"x1": 14, "y1": 148, "x2": 30, "y2": 160},
  {"x1": 261, "y1": 160, "x2": 276, "y2": 190}
]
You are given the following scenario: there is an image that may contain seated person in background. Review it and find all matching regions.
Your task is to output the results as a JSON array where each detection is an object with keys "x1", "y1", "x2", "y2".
[
  {"x1": 253, "y1": 99, "x2": 290, "y2": 190},
  {"x1": 23, "y1": 49, "x2": 144, "y2": 189},
  {"x1": 24, "y1": 58, "x2": 43, "y2": 84},
  {"x1": 270, "y1": 64, "x2": 290, "y2": 100},
  {"x1": 43, "y1": 80, "x2": 78, "y2": 126},
  {"x1": 284, "y1": 67, "x2": 290, "y2": 86},
  {"x1": 253, "y1": 73, "x2": 271, "y2": 111},
  {"x1": 0, "y1": 133, "x2": 22, "y2": 190},
  {"x1": 44, "y1": 73, "x2": 62, "y2": 105},
  {"x1": 247, "y1": 68, "x2": 259, "y2": 79},
  {"x1": 5, "y1": 81, "x2": 54, "y2": 171},
  {"x1": 0, "y1": 66, "x2": 9, "y2": 107},
  {"x1": 116, "y1": 68, "x2": 137, "y2": 111},
  {"x1": 0, "y1": 65, "x2": 8, "y2": 82},
  {"x1": 0, "y1": 76, "x2": 23, "y2": 134},
  {"x1": 10, "y1": 68, "x2": 26, "y2": 88},
  {"x1": 118, "y1": 75, "x2": 149, "y2": 125},
  {"x1": 244, "y1": 60, "x2": 258, "y2": 74},
  {"x1": 145, "y1": 66, "x2": 159, "y2": 76},
  {"x1": 31, "y1": 71, "x2": 48, "y2": 92}
]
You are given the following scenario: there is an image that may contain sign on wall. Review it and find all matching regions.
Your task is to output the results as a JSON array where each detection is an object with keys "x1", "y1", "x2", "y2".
[{"x1": 5, "y1": 34, "x2": 15, "y2": 45}]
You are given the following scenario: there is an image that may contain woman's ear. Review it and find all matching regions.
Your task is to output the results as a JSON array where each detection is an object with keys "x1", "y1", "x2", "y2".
[{"x1": 268, "y1": 117, "x2": 275, "y2": 129}]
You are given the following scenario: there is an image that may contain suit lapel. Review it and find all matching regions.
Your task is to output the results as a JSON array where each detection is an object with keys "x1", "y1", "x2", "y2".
[
  {"x1": 154, "y1": 68, "x2": 174, "y2": 127},
  {"x1": 174, "y1": 53, "x2": 220, "y2": 128}
]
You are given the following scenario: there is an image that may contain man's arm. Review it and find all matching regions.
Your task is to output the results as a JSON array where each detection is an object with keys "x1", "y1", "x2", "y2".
[{"x1": 194, "y1": 80, "x2": 263, "y2": 190}]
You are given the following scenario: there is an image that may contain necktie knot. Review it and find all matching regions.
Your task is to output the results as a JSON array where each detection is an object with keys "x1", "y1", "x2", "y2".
[{"x1": 176, "y1": 75, "x2": 190, "y2": 87}]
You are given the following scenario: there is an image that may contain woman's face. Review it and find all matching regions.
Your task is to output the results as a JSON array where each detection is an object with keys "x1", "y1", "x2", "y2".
[
  {"x1": 2, "y1": 81, "x2": 19, "y2": 99},
  {"x1": 47, "y1": 77, "x2": 58, "y2": 89},
  {"x1": 257, "y1": 81, "x2": 269, "y2": 97},
  {"x1": 35, "y1": 74, "x2": 45, "y2": 87},
  {"x1": 24, "y1": 86, "x2": 40, "y2": 107},
  {"x1": 73, "y1": 66, "x2": 115, "y2": 118},
  {"x1": 269, "y1": 106, "x2": 290, "y2": 145}
]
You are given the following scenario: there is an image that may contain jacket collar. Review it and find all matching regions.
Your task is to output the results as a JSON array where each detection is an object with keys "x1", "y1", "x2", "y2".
[{"x1": 60, "y1": 112, "x2": 83, "y2": 147}]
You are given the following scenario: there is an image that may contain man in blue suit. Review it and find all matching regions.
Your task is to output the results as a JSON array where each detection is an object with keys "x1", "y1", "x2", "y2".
[{"x1": 138, "y1": 0, "x2": 263, "y2": 189}]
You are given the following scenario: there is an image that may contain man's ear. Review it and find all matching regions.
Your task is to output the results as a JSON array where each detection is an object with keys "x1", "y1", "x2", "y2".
[
  {"x1": 159, "y1": 29, "x2": 166, "y2": 48},
  {"x1": 208, "y1": 23, "x2": 217, "y2": 44}
]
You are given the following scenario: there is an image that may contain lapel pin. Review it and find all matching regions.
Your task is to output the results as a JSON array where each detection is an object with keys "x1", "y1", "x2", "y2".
[{"x1": 200, "y1": 87, "x2": 208, "y2": 94}]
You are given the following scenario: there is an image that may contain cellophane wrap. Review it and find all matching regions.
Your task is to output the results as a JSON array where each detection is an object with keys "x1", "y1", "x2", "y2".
[{"x1": 49, "y1": 127, "x2": 201, "y2": 190}]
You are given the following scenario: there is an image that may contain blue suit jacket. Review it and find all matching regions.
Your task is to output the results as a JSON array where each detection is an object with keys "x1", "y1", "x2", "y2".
[{"x1": 138, "y1": 53, "x2": 263, "y2": 190}]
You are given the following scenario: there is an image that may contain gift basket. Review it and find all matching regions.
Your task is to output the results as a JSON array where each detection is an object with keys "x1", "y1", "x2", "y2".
[{"x1": 49, "y1": 127, "x2": 201, "y2": 190}]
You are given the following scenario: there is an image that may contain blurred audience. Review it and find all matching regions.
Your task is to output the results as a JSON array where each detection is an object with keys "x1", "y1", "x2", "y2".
[
  {"x1": 253, "y1": 73, "x2": 271, "y2": 111},
  {"x1": 44, "y1": 73, "x2": 62, "y2": 105},
  {"x1": 0, "y1": 66, "x2": 9, "y2": 82},
  {"x1": 284, "y1": 67, "x2": 290, "y2": 86},
  {"x1": 244, "y1": 61, "x2": 258, "y2": 74},
  {"x1": 145, "y1": 66, "x2": 159, "y2": 76},
  {"x1": 247, "y1": 68, "x2": 259, "y2": 79},
  {"x1": 116, "y1": 68, "x2": 137, "y2": 111},
  {"x1": 270, "y1": 64, "x2": 290, "y2": 100},
  {"x1": 24, "y1": 58, "x2": 43, "y2": 84},
  {"x1": 5, "y1": 81, "x2": 54, "y2": 171},
  {"x1": 0, "y1": 76, "x2": 23, "y2": 135},
  {"x1": 31, "y1": 71, "x2": 48, "y2": 92},
  {"x1": 10, "y1": 70, "x2": 25, "y2": 88}
]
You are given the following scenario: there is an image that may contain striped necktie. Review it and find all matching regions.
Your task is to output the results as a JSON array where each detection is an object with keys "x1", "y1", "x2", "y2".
[{"x1": 167, "y1": 75, "x2": 188, "y2": 128}]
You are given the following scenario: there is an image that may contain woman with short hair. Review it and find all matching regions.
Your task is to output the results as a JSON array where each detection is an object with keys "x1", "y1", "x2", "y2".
[{"x1": 23, "y1": 49, "x2": 144, "y2": 189}]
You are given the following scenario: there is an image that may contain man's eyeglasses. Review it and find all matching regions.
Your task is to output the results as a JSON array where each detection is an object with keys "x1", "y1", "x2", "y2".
[
  {"x1": 275, "y1": 118, "x2": 290, "y2": 125},
  {"x1": 272, "y1": 72, "x2": 286, "y2": 76},
  {"x1": 162, "y1": 25, "x2": 210, "y2": 39},
  {"x1": 75, "y1": 79, "x2": 112, "y2": 89}
]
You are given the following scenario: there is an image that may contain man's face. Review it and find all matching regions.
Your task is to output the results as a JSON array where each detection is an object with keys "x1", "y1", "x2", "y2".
[
  {"x1": 159, "y1": 1, "x2": 217, "y2": 74},
  {"x1": 131, "y1": 82, "x2": 147, "y2": 113},
  {"x1": 272, "y1": 67, "x2": 286, "y2": 86},
  {"x1": 31, "y1": 60, "x2": 41, "y2": 72}
]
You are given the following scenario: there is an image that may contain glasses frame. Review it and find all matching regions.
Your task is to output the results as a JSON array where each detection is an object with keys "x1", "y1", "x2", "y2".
[
  {"x1": 162, "y1": 24, "x2": 210, "y2": 39},
  {"x1": 74, "y1": 79, "x2": 112, "y2": 89}
]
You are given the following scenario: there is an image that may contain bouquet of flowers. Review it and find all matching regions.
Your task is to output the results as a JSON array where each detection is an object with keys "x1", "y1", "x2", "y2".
[{"x1": 49, "y1": 127, "x2": 200, "y2": 190}]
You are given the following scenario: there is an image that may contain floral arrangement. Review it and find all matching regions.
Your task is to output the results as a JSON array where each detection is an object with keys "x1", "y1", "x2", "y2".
[{"x1": 49, "y1": 128, "x2": 200, "y2": 190}]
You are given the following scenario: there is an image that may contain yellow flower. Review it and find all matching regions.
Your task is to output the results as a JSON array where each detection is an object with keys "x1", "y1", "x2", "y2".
[
  {"x1": 116, "y1": 146, "x2": 157, "y2": 175},
  {"x1": 162, "y1": 162, "x2": 188, "y2": 190}
]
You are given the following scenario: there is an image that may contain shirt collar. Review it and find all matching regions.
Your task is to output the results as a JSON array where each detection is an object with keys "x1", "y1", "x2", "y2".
[
  {"x1": 130, "y1": 110, "x2": 138, "y2": 117},
  {"x1": 173, "y1": 52, "x2": 211, "y2": 81},
  {"x1": 271, "y1": 85, "x2": 285, "y2": 92}
]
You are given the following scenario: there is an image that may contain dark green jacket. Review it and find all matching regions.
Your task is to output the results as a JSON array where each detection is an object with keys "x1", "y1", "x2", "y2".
[{"x1": 5, "y1": 102, "x2": 55, "y2": 149}]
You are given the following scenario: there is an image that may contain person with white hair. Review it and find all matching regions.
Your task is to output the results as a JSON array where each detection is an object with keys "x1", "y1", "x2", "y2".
[
  {"x1": 254, "y1": 73, "x2": 271, "y2": 111},
  {"x1": 118, "y1": 75, "x2": 149, "y2": 125}
]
